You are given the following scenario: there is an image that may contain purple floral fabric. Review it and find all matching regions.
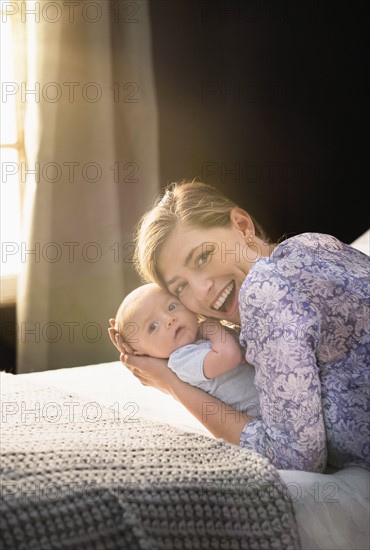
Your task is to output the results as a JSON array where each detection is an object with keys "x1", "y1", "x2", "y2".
[{"x1": 239, "y1": 233, "x2": 370, "y2": 472}]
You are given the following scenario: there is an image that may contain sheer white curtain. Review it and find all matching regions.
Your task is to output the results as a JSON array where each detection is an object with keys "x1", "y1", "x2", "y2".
[{"x1": 17, "y1": 1, "x2": 158, "y2": 373}]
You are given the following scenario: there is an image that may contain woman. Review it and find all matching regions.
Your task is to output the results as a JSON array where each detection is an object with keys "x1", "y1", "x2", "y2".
[{"x1": 109, "y1": 181, "x2": 370, "y2": 472}]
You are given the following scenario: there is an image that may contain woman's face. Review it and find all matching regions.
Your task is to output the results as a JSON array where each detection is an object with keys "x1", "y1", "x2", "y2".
[{"x1": 157, "y1": 210, "x2": 256, "y2": 324}]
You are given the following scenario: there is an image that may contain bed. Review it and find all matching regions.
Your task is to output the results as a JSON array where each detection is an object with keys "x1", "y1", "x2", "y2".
[
  {"x1": 1, "y1": 231, "x2": 369, "y2": 549},
  {"x1": 1, "y1": 362, "x2": 369, "y2": 549}
]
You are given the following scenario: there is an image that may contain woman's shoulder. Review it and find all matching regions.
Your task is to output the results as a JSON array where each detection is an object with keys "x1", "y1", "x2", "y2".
[
  {"x1": 241, "y1": 231, "x2": 369, "y2": 291},
  {"x1": 275, "y1": 232, "x2": 369, "y2": 263},
  {"x1": 248, "y1": 232, "x2": 337, "y2": 275},
  {"x1": 273, "y1": 232, "x2": 344, "y2": 255}
]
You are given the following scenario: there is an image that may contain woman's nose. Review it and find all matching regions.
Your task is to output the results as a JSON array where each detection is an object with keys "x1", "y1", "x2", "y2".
[{"x1": 192, "y1": 274, "x2": 212, "y2": 300}]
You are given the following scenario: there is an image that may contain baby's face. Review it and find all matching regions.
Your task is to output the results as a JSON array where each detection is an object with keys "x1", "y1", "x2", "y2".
[{"x1": 126, "y1": 288, "x2": 200, "y2": 358}]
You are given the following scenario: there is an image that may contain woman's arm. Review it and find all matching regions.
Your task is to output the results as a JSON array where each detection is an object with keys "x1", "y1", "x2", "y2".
[
  {"x1": 122, "y1": 350, "x2": 251, "y2": 445},
  {"x1": 108, "y1": 321, "x2": 251, "y2": 445},
  {"x1": 239, "y1": 275, "x2": 327, "y2": 472}
]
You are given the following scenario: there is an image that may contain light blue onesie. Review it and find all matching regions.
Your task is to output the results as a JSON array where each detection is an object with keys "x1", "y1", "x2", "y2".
[{"x1": 168, "y1": 340, "x2": 259, "y2": 417}]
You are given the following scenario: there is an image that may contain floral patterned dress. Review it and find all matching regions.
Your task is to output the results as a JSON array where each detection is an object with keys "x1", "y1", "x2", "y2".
[{"x1": 239, "y1": 233, "x2": 370, "y2": 472}]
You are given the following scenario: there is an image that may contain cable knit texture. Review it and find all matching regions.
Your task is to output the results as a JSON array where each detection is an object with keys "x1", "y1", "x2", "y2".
[{"x1": 0, "y1": 372, "x2": 301, "y2": 549}]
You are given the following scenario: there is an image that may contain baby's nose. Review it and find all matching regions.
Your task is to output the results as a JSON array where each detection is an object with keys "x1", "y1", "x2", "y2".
[{"x1": 166, "y1": 315, "x2": 176, "y2": 327}]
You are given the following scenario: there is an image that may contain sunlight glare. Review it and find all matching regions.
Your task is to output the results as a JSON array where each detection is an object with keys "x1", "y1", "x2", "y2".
[
  {"x1": 1, "y1": 148, "x2": 21, "y2": 276},
  {"x1": 0, "y1": 17, "x2": 18, "y2": 144}
]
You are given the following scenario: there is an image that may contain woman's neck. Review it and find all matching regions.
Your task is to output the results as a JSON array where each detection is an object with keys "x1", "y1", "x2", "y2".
[{"x1": 249, "y1": 236, "x2": 277, "y2": 263}]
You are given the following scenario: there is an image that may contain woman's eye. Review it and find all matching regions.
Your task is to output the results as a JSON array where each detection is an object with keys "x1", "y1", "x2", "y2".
[
  {"x1": 174, "y1": 282, "x2": 186, "y2": 295},
  {"x1": 149, "y1": 322, "x2": 159, "y2": 333},
  {"x1": 168, "y1": 303, "x2": 177, "y2": 311},
  {"x1": 197, "y1": 249, "x2": 212, "y2": 267}
]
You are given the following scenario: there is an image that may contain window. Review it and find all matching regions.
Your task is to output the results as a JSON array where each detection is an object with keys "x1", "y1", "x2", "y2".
[{"x1": 0, "y1": 8, "x2": 27, "y2": 302}]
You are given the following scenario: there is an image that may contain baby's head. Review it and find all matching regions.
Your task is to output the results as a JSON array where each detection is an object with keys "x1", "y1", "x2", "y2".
[{"x1": 115, "y1": 284, "x2": 200, "y2": 358}]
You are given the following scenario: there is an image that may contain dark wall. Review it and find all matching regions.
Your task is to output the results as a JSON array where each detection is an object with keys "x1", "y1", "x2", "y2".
[
  {"x1": 0, "y1": 305, "x2": 16, "y2": 373},
  {"x1": 149, "y1": 0, "x2": 368, "y2": 243}
]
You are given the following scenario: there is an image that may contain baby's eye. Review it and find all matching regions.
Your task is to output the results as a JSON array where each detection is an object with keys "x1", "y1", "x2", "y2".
[
  {"x1": 168, "y1": 302, "x2": 177, "y2": 311},
  {"x1": 149, "y1": 321, "x2": 159, "y2": 333}
]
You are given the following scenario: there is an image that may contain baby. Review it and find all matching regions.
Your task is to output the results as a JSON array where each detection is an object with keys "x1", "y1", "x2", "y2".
[{"x1": 115, "y1": 283, "x2": 259, "y2": 416}]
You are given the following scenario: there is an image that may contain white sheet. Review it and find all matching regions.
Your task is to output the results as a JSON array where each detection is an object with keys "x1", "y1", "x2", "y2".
[
  {"x1": 350, "y1": 229, "x2": 370, "y2": 256},
  {"x1": 21, "y1": 362, "x2": 370, "y2": 550}
]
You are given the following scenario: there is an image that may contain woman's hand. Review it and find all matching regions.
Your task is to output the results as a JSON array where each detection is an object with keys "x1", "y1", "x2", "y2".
[
  {"x1": 108, "y1": 319, "x2": 249, "y2": 445},
  {"x1": 108, "y1": 318, "x2": 134, "y2": 355},
  {"x1": 124, "y1": 350, "x2": 249, "y2": 445},
  {"x1": 108, "y1": 318, "x2": 175, "y2": 395},
  {"x1": 121, "y1": 353, "x2": 176, "y2": 396}
]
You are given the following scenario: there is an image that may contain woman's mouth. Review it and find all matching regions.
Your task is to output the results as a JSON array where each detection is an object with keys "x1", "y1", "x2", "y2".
[{"x1": 212, "y1": 281, "x2": 236, "y2": 313}]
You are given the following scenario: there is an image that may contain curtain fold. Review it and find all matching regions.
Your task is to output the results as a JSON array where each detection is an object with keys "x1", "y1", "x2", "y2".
[{"x1": 17, "y1": 1, "x2": 159, "y2": 373}]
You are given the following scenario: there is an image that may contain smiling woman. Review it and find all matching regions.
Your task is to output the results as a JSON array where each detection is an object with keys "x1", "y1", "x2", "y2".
[
  {"x1": 155, "y1": 217, "x2": 274, "y2": 324},
  {"x1": 109, "y1": 180, "x2": 370, "y2": 474},
  {"x1": 134, "y1": 181, "x2": 273, "y2": 323}
]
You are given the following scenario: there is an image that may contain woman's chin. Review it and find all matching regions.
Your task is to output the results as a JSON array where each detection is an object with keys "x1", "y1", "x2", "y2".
[
  {"x1": 223, "y1": 285, "x2": 240, "y2": 322},
  {"x1": 211, "y1": 303, "x2": 240, "y2": 324}
]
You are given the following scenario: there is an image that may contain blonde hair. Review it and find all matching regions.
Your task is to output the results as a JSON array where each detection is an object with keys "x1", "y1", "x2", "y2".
[
  {"x1": 134, "y1": 180, "x2": 267, "y2": 286},
  {"x1": 114, "y1": 283, "x2": 159, "y2": 347}
]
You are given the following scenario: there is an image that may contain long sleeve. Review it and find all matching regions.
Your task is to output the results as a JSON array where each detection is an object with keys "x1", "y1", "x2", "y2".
[
  {"x1": 239, "y1": 233, "x2": 370, "y2": 472},
  {"x1": 239, "y1": 273, "x2": 327, "y2": 472}
]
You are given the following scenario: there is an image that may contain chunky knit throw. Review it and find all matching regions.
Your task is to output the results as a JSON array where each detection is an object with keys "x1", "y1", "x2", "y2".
[{"x1": 0, "y1": 372, "x2": 301, "y2": 549}]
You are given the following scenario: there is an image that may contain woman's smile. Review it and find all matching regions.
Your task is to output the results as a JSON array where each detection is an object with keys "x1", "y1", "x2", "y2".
[
  {"x1": 212, "y1": 281, "x2": 235, "y2": 311},
  {"x1": 211, "y1": 280, "x2": 240, "y2": 321},
  {"x1": 157, "y1": 222, "x2": 254, "y2": 323}
]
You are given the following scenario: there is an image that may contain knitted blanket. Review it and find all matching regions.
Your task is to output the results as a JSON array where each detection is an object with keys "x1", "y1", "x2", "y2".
[{"x1": 0, "y1": 372, "x2": 301, "y2": 549}]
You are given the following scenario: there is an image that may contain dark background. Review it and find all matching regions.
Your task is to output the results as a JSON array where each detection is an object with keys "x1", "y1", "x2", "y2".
[
  {"x1": 2, "y1": 0, "x2": 368, "y2": 373},
  {"x1": 150, "y1": 0, "x2": 368, "y2": 243}
]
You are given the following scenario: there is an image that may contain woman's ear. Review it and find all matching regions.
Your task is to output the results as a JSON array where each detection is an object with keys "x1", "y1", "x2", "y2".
[{"x1": 229, "y1": 208, "x2": 254, "y2": 238}]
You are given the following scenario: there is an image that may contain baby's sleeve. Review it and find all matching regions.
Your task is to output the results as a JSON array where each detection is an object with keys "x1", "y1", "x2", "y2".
[{"x1": 168, "y1": 343, "x2": 211, "y2": 385}]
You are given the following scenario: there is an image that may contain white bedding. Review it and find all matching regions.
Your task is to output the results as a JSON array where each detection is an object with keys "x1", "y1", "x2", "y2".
[{"x1": 22, "y1": 361, "x2": 370, "y2": 550}]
